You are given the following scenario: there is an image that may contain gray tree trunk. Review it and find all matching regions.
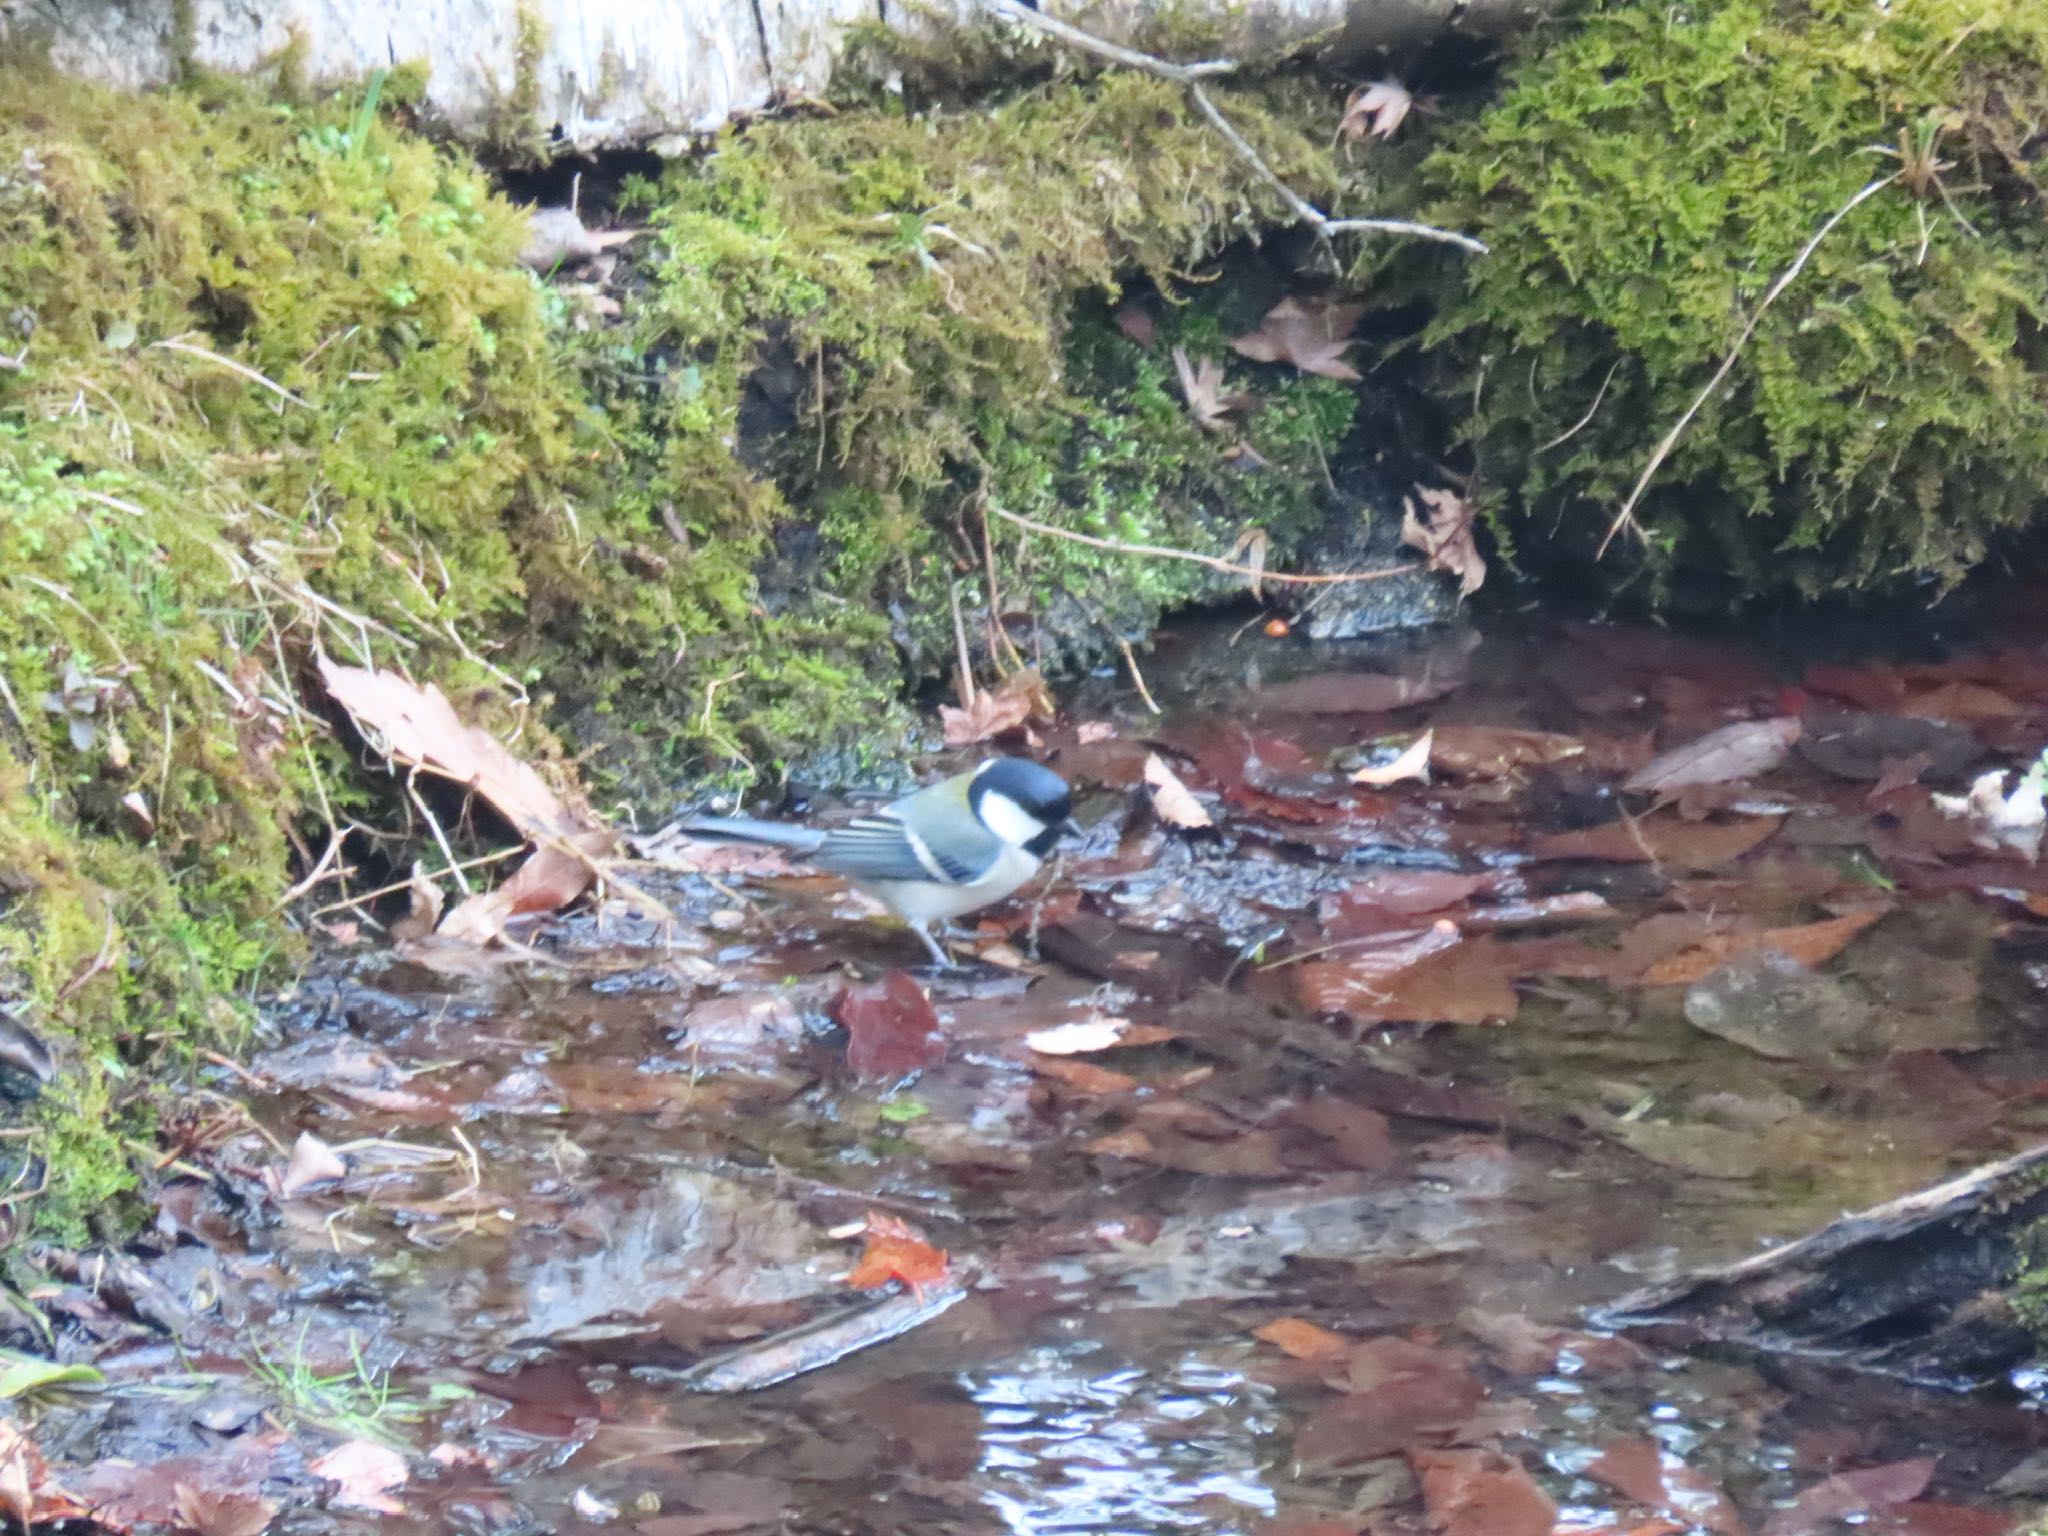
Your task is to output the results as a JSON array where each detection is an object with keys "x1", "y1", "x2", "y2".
[{"x1": 0, "y1": 0, "x2": 1559, "y2": 150}]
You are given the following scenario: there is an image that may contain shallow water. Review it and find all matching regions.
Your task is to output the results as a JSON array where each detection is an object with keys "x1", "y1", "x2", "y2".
[{"x1": 34, "y1": 607, "x2": 2048, "y2": 1534}]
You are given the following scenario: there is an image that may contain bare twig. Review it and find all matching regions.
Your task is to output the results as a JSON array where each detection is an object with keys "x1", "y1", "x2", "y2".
[
  {"x1": 1112, "y1": 632, "x2": 1163, "y2": 715},
  {"x1": 986, "y1": 0, "x2": 1485, "y2": 255},
  {"x1": 151, "y1": 336, "x2": 314, "y2": 409},
  {"x1": 1537, "y1": 358, "x2": 1624, "y2": 454},
  {"x1": 1598, "y1": 173, "x2": 1898, "y2": 557},
  {"x1": 991, "y1": 504, "x2": 1405, "y2": 586}
]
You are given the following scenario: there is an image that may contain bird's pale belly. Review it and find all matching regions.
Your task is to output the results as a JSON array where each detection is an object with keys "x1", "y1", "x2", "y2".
[{"x1": 852, "y1": 844, "x2": 1041, "y2": 925}]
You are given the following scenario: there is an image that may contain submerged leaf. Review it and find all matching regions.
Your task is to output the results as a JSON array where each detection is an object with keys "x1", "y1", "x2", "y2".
[{"x1": 834, "y1": 972, "x2": 943, "y2": 1078}]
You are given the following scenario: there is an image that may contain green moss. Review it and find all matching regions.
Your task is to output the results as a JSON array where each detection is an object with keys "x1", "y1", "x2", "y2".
[
  {"x1": 561, "y1": 72, "x2": 1354, "y2": 781},
  {"x1": 0, "y1": 66, "x2": 581, "y2": 1237},
  {"x1": 0, "y1": 56, "x2": 1369, "y2": 1234},
  {"x1": 1400, "y1": 0, "x2": 2048, "y2": 597}
]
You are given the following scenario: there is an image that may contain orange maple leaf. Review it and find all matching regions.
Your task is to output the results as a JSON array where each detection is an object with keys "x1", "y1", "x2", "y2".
[{"x1": 845, "y1": 1211, "x2": 950, "y2": 1295}]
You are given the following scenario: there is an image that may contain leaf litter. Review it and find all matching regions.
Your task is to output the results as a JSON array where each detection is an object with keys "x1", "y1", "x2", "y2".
[{"x1": 20, "y1": 612, "x2": 2048, "y2": 1536}]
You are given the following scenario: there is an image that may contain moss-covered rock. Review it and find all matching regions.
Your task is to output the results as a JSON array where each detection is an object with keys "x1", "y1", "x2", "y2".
[
  {"x1": 1401, "y1": 0, "x2": 2048, "y2": 598},
  {"x1": 554, "y1": 71, "x2": 1364, "y2": 786}
]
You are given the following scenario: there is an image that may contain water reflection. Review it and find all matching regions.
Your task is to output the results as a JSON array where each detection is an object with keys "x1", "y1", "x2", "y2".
[{"x1": 972, "y1": 1347, "x2": 1280, "y2": 1534}]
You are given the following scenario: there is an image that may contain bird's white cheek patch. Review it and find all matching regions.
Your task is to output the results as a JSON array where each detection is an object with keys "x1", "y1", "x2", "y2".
[{"x1": 978, "y1": 790, "x2": 1047, "y2": 848}]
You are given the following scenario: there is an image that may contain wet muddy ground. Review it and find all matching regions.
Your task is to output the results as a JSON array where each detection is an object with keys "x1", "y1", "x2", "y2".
[{"x1": 21, "y1": 607, "x2": 2048, "y2": 1535}]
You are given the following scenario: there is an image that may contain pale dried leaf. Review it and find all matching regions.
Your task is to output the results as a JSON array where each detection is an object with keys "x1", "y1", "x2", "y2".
[
  {"x1": 1144, "y1": 753, "x2": 1213, "y2": 829},
  {"x1": 280, "y1": 1131, "x2": 347, "y2": 1196},
  {"x1": 120, "y1": 790, "x2": 154, "y2": 834},
  {"x1": 1350, "y1": 730, "x2": 1433, "y2": 787},
  {"x1": 520, "y1": 205, "x2": 642, "y2": 271},
  {"x1": 1625, "y1": 717, "x2": 1803, "y2": 795},
  {"x1": 1228, "y1": 297, "x2": 1363, "y2": 381},
  {"x1": 318, "y1": 660, "x2": 598, "y2": 842},
  {"x1": 1340, "y1": 78, "x2": 1415, "y2": 140},
  {"x1": 1171, "y1": 346, "x2": 1252, "y2": 433},
  {"x1": 310, "y1": 1440, "x2": 407, "y2": 1515},
  {"x1": 1026, "y1": 1017, "x2": 1133, "y2": 1054},
  {"x1": 175, "y1": 1482, "x2": 277, "y2": 1536},
  {"x1": 1225, "y1": 526, "x2": 1270, "y2": 600},
  {"x1": 436, "y1": 832, "x2": 610, "y2": 945},
  {"x1": 1400, "y1": 488, "x2": 1486, "y2": 597},
  {"x1": 388, "y1": 862, "x2": 445, "y2": 944},
  {"x1": 939, "y1": 669, "x2": 1050, "y2": 748}
]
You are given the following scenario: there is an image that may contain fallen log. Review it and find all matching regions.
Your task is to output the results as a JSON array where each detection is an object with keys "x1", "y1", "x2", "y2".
[{"x1": 1595, "y1": 1143, "x2": 2048, "y2": 1391}]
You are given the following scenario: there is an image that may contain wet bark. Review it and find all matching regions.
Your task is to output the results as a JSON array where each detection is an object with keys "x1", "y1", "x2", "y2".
[{"x1": 1596, "y1": 1144, "x2": 2048, "y2": 1391}]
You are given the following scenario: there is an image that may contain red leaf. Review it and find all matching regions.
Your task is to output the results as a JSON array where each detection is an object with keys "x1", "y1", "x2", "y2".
[
  {"x1": 1412, "y1": 1448, "x2": 1558, "y2": 1536},
  {"x1": 833, "y1": 971, "x2": 943, "y2": 1078},
  {"x1": 1586, "y1": 1438, "x2": 1743, "y2": 1534}
]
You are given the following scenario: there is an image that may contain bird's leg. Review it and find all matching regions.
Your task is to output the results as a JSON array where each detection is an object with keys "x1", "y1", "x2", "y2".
[{"x1": 913, "y1": 923, "x2": 958, "y2": 969}]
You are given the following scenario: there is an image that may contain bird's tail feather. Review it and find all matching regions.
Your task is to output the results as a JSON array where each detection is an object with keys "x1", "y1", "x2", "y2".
[{"x1": 672, "y1": 815, "x2": 826, "y2": 855}]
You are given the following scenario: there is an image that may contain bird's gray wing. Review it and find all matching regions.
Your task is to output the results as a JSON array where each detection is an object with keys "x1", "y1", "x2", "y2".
[{"x1": 810, "y1": 809, "x2": 995, "y2": 885}]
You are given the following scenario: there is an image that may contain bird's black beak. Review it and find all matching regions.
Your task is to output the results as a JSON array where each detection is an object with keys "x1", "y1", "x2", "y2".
[{"x1": 1060, "y1": 816, "x2": 1085, "y2": 842}]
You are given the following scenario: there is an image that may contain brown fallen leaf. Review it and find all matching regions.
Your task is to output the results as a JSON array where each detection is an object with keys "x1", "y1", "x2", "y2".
[
  {"x1": 941, "y1": 669, "x2": 1052, "y2": 748},
  {"x1": 0, "y1": 1422, "x2": 88, "y2": 1527},
  {"x1": 437, "y1": 830, "x2": 614, "y2": 944},
  {"x1": 1428, "y1": 726, "x2": 1586, "y2": 779},
  {"x1": 1114, "y1": 303, "x2": 1157, "y2": 348},
  {"x1": 1254, "y1": 1317, "x2": 1352, "y2": 1360},
  {"x1": 1625, "y1": 716, "x2": 1803, "y2": 795},
  {"x1": 175, "y1": 1482, "x2": 278, "y2": 1536},
  {"x1": 1586, "y1": 1438, "x2": 1743, "y2": 1534},
  {"x1": 1254, "y1": 668, "x2": 1465, "y2": 716},
  {"x1": 1401, "y1": 488, "x2": 1486, "y2": 597},
  {"x1": 318, "y1": 660, "x2": 590, "y2": 841},
  {"x1": 1762, "y1": 1458, "x2": 1934, "y2": 1536},
  {"x1": 319, "y1": 661, "x2": 614, "y2": 940},
  {"x1": 1300, "y1": 934, "x2": 1519, "y2": 1025},
  {"x1": 1351, "y1": 730, "x2": 1433, "y2": 787},
  {"x1": 1229, "y1": 297, "x2": 1364, "y2": 381},
  {"x1": 1412, "y1": 1449, "x2": 1557, "y2": 1536},
  {"x1": 309, "y1": 1440, "x2": 407, "y2": 1515},
  {"x1": 1640, "y1": 907, "x2": 1887, "y2": 988},
  {"x1": 1340, "y1": 78, "x2": 1415, "y2": 140},
  {"x1": 1528, "y1": 813, "x2": 1780, "y2": 870},
  {"x1": 1144, "y1": 753, "x2": 1214, "y2": 829},
  {"x1": 1173, "y1": 346, "x2": 1253, "y2": 433},
  {"x1": 279, "y1": 1131, "x2": 348, "y2": 1197}
]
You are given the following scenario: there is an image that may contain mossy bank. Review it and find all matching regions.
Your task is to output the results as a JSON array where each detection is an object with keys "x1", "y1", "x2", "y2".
[
  {"x1": 1400, "y1": 0, "x2": 2048, "y2": 600},
  {"x1": 0, "y1": 60, "x2": 1367, "y2": 1237}
]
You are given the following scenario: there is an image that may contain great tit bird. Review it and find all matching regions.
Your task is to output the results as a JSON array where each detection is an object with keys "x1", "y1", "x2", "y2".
[{"x1": 677, "y1": 757, "x2": 1078, "y2": 967}]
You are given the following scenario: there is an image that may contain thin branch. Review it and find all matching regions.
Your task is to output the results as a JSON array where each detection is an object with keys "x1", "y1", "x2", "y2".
[
  {"x1": 990, "y1": 504, "x2": 1406, "y2": 586},
  {"x1": 151, "y1": 336, "x2": 314, "y2": 409},
  {"x1": 1598, "y1": 173, "x2": 1898, "y2": 558},
  {"x1": 985, "y1": 0, "x2": 1485, "y2": 255},
  {"x1": 1536, "y1": 357, "x2": 1623, "y2": 454}
]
